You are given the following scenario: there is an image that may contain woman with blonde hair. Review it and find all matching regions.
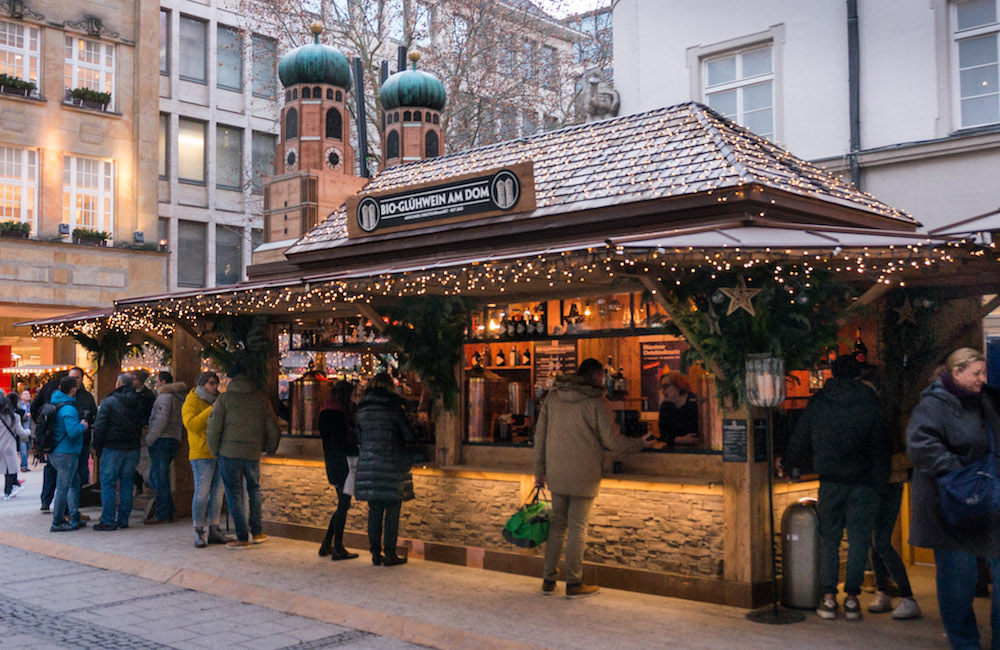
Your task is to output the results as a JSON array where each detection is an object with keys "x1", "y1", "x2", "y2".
[
  {"x1": 907, "y1": 347, "x2": 998, "y2": 648},
  {"x1": 354, "y1": 373, "x2": 415, "y2": 566}
]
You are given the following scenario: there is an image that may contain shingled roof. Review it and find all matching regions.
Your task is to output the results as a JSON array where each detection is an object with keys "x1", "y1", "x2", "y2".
[{"x1": 286, "y1": 102, "x2": 913, "y2": 257}]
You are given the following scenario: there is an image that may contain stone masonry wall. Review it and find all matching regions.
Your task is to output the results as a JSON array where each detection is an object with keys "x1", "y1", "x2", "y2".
[{"x1": 262, "y1": 464, "x2": 725, "y2": 578}]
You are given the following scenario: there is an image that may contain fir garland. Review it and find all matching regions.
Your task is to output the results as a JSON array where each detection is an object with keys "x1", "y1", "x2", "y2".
[
  {"x1": 658, "y1": 266, "x2": 854, "y2": 404},
  {"x1": 201, "y1": 315, "x2": 271, "y2": 389},
  {"x1": 384, "y1": 296, "x2": 473, "y2": 412}
]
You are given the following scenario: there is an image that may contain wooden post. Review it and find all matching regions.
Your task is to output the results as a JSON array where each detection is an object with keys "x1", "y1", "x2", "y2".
[
  {"x1": 721, "y1": 403, "x2": 772, "y2": 608},
  {"x1": 171, "y1": 327, "x2": 204, "y2": 519}
]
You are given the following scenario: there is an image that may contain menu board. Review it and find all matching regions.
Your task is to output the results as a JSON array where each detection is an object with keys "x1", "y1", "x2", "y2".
[
  {"x1": 533, "y1": 342, "x2": 577, "y2": 385},
  {"x1": 640, "y1": 340, "x2": 690, "y2": 412},
  {"x1": 722, "y1": 418, "x2": 748, "y2": 463},
  {"x1": 753, "y1": 419, "x2": 769, "y2": 462}
]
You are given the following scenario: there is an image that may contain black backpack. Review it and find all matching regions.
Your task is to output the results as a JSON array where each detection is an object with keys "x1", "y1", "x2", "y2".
[{"x1": 33, "y1": 402, "x2": 63, "y2": 461}]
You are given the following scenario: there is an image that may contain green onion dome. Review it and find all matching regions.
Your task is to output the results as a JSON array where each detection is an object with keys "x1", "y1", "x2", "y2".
[
  {"x1": 278, "y1": 23, "x2": 352, "y2": 91},
  {"x1": 380, "y1": 52, "x2": 446, "y2": 111}
]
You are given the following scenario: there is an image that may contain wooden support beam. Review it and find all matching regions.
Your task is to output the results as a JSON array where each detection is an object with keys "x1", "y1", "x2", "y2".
[
  {"x1": 836, "y1": 281, "x2": 891, "y2": 326},
  {"x1": 637, "y1": 273, "x2": 725, "y2": 380},
  {"x1": 356, "y1": 303, "x2": 387, "y2": 332},
  {"x1": 171, "y1": 320, "x2": 211, "y2": 349}
]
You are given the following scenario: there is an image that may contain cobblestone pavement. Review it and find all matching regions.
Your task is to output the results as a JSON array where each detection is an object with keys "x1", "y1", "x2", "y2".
[{"x1": 0, "y1": 547, "x2": 421, "y2": 649}]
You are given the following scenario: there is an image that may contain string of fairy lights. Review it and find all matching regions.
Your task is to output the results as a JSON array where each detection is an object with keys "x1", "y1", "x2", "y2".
[
  {"x1": 99, "y1": 239, "x2": 996, "y2": 332},
  {"x1": 30, "y1": 308, "x2": 175, "y2": 340}
]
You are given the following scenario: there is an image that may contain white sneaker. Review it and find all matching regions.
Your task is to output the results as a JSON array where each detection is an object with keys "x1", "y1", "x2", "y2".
[
  {"x1": 892, "y1": 597, "x2": 921, "y2": 620},
  {"x1": 2, "y1": 494, "x2": 8, "y2": 501},
  {"x1": 869, "y1": 590, "x2": 892, "y2": 613},
  {"x1": 8, "y1": 484, "x2": 22, "y2": 499}
]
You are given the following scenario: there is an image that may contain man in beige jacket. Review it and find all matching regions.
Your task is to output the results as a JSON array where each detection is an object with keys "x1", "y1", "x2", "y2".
[{"x1": 534, "y1": 358, "x2": 654, "y2": 598}]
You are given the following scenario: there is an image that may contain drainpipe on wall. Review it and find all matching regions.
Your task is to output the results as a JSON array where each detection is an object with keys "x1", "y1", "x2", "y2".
[{"x1": 847, "y1": 0, "x2": 862, "y2": 188}]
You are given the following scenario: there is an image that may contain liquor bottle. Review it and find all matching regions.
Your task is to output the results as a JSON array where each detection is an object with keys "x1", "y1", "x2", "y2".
[
  {"x1": 471, "y1": 351, "x2": 483, "y2": 368},
  {"x1": 853, "y1": 327, "x2": 867, "y2": 364},
  {"x1": 613, "y1": 367, "x2": 628, "y2": 397},
  {"x1": 605, "y1": 356, "x2": 615, "y2": 398},
  {"x1": 515, "y1": 312, "x2": 527, "y2": 338},
  {"x1": 495, "y1": 349, "x2": 506, "y2": 366},
  {"x1": 510, "y1": 346, "x2": 522, "y2": 366},
  {"x1": 522, "y1": 349, "x2": 531, "y2": 365}
]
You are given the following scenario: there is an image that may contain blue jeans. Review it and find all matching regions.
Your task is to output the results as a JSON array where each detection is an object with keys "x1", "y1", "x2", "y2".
[
  {"x1": 148, "y1": 438, "x2": 180, "y2": 520},
  {"x1": 190, "y1": 458, "x2": 225, "y2": 530},
  {"x1": 99, "y1": 448, "x2": 139, "y2": 527},
  {"x1": 18, "y1": 440, "x2": 28, "y2": 470},
  {"x1": 218, "y1": 456, "x2": 261, "y2": 542},
  {"x1": 934, "y1": 549, "x2": 1000, "y2": 650},
  {"x1": 49, "y1": 452, "x2": 81, "y2": 527}
]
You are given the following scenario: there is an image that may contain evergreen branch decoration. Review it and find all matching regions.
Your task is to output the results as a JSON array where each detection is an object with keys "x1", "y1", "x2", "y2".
[
  {"x1": 71, "y1": 330, "x2": 143, "y2": 370},
  {"x1": 656, "y1": 267, "x2": 854, "y2": 404},
  {"x1": 384, "y1": 296, "x2": 473, "y2": 412},
  {"x1": 200, "y1": 315, "x2": 271, "y2": 389}
]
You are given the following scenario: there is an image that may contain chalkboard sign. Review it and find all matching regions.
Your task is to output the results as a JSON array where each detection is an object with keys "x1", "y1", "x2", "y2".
[
  {"x1": 722, "y1": 418, "x2": 748, "y2": 463},
  {"x1": 753, "y1": 419, "x2": 769, "y2": 463},
  {"x1": 533, "y1": 342, "x2": 577, "y2": 385}
]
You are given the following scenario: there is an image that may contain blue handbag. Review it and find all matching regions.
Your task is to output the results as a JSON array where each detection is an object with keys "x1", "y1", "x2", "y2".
[{"x1": 936, "y1": 417, "x2": 1000, "y2": 529}]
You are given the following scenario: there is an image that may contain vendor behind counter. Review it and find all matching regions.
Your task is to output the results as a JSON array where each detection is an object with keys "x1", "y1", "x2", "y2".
[{"x1": 657, "y1": 371, "x2": 700, "y2": 447}]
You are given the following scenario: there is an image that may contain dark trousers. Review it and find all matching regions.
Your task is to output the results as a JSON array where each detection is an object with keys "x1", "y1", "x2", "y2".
[
  {"x1": 4, "y1": 473, "x2": 16, "y2": 495},
  {"x1": 321, "y1": 486, "x2": 352, "y2": 551},
  {"x1": 367, "y1": 500, "x2": 401, "y2": 556},
  {"x1": 818, "y1": 481, "x2": 878, "y2": 596},
  {"x1": 148, "y1": 438, "x2": 180, "y2": 521},
  {"x1": 41, "y1": 460, "x2": 56, "y2": 507},
  {"x1": 77, "y1": 443, "x2": 90, "y2": 485},
  {"x1": 934, "y1": 549, "x2": 1000, "y2": 650},
  {"x1": 871, "y1": 482, "x2": 914, "y2": 598}
]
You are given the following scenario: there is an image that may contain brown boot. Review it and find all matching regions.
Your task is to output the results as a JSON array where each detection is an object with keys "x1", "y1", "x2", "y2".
[{"x1": 565, "y1": 583, "x2": 600, "y2": 599}]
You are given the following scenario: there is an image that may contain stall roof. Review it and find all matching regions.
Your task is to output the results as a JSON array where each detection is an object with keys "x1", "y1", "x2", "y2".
[
  {"x1": 286, "y1": 102, "x2": 915, "y2": 259},
  {"x1": 15, "y1": 307, "x2": 113, "y2": 329}
]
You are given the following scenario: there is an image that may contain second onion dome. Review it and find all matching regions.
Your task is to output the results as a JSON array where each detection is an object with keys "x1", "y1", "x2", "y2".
[{"x1": 380, "y1": 52, "x2": 446, "y2": 111}]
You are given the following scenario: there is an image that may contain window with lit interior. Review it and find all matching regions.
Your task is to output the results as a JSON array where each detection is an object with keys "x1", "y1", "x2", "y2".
[
  {"x1": 63, "y1": 155, "x2": 114, "y2": 238},
  {"x1": 0, "y1": 146, "x2": 37, "y2": 234},
  {"x1": 0, "y1": 19, "x2": 40, "y2": 94},
  {"x1": 64, "y1": 36, "x2": 115, "y2": 110}
]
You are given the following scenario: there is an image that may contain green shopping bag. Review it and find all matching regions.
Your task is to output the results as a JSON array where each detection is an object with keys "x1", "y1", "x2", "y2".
[{"x1": 502, "y1": 486, "x2": 551, "y2": 548}]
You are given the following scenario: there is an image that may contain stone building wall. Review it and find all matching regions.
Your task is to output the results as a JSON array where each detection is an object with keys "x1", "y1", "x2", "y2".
[{"x1": 262, "y1": 463, "x2": 726, "y2": 578}]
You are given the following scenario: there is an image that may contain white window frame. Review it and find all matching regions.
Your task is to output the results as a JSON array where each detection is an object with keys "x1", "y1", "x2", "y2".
[
  {"x1": 0, "y1": 146, "x2": 37, "y2": 234},
  {"x1": 0, "y1": 19, "x2": 40, "y2": 93},
  {"x1": 687, "y1": 25, "x2": 785, "y2": 145},
  {"x1": 951, "y1": 0, "x2": 1000, "y2": 129},
  {"x1": 64, "y1": 36, "x2": 116, "y2": 111},
  {"x1": 63, "y1": 155, "x2": 115, "y2": 239},
  {"x1": 701, "y1": 45, "x2": 774, "y2": 139}
]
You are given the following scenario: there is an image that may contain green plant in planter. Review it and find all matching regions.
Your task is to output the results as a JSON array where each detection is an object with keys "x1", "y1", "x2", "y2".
[
  {"x1": 0, "y1": 221, "x2": 31, "y2": 235},
  {"x1": 384, "y1": 296, "x2": 473, "y2": 412},
  {"x1": 70, "y1": 87, "x2": 112, "y2": 106},
  {"x1": 73, "y1": 227, "x2": 110, "y2": 242},
  {"x1": 0, "y1": 73, "x2": 36, "y2": 92}
]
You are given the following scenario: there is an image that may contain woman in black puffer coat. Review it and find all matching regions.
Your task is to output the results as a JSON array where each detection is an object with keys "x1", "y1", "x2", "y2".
[
  {"x1": 907, "y1": 347, "x2": 1000, "y2": 649},
  {"x1": 354, "y1": 373, "x2": 415, "y2": 566},
  {"x1": 318, "y1": 380, "x2": 359, "y2": 561}
]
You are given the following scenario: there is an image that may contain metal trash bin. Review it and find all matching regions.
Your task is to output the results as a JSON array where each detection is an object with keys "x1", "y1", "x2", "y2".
[{"x1": 781, "y1": 497, "x2": 821, "y2": 609}]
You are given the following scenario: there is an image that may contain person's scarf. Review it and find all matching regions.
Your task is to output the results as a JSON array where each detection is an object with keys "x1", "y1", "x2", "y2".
[{"x1": 195, "y1": 386, "x2": 217, "y2": 404}]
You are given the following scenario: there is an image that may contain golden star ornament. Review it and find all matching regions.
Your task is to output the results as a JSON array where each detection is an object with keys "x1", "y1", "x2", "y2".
[{"x1": 720, "y1": 277, "x2": 762, "y2": 317}]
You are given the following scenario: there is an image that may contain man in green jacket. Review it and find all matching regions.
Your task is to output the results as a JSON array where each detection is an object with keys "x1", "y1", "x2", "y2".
[
  {"x1": 534, "y1": 358, "x2": 654, "y2": 598},
  {"x1": 206, "y1": 365, "x2": 280, "y2": 550}
]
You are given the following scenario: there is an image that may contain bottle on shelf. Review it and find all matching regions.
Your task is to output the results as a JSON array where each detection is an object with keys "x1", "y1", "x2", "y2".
[
  {"x1": 613, "y1": 367, "x2": 628, "y2": 397},
  {"x1": 495, "y1": 348, "x2": 506, "y2": 366},
  {"x1": 510, "y1": 346, "x2": 522, "y2": 366},
  {"x1": 471, "y1": 351, "x2": 483, "y2": 368},
  {"x1": 605, "y1": 356, "x2": 615, "y2": 399},
  {"x1": 522, "y1": 348, "x2": 531, "y2": 365},
  {"x1": 853, "y1": 327, "x2": 867, "y2": 364}
]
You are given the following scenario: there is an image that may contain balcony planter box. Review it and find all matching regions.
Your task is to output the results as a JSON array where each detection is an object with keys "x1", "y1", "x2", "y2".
[
  {"x1": 0, "y1": 222, "x2": 31, "y2": 239},
  {"x1": 72, "y1": 228, "x2": 109, "y2": 247},
  {"x1": 0, "y1": 74, "x2": 36, "y2": 98},
  {"x1": 68, "y1": 87, "x2": 111, "y2": 112}
]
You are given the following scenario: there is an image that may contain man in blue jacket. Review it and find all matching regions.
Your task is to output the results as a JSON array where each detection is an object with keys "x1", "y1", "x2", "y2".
[{"x1": 49, "y1": 376, "x2": 89, "y2": 532}]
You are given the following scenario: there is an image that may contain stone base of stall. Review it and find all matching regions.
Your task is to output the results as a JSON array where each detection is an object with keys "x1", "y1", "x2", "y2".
[{"x1": 260, "y1": 457, "x2": 817, "y2": 608}]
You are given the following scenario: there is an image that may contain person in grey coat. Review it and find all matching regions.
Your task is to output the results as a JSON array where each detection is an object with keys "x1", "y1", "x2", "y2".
[
  {"x1": 354, "y1": 373, "x2": 414, "y2": 567},
  {"x1": 145, "y1": 372, "x2": 188, "y2": 523},
  {"x1": 906, "y1": 347, "x2": 1000, "y2": 650}
]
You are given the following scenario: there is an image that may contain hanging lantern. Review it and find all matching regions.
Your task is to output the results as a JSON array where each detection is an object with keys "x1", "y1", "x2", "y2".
[{"x1": 745, "y1": 354, "x2": 785, "y2": 408}]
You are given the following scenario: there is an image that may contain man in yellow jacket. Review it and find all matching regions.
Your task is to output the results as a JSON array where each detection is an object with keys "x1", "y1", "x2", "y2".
[
  {"x1": 181, "y1": 371, "x2": 230, "y2": 548},
  {"x1": 534, "y1": 358, "x2": 653, "y2": 599}
]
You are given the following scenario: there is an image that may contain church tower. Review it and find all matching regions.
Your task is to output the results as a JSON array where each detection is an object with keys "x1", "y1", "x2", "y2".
[
  {"x1": 379, "y1": 52, "x2": 447, "y2": 169},
  {"x1": 263, "y1": 23, "x2": 367, "y2": 243}
]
